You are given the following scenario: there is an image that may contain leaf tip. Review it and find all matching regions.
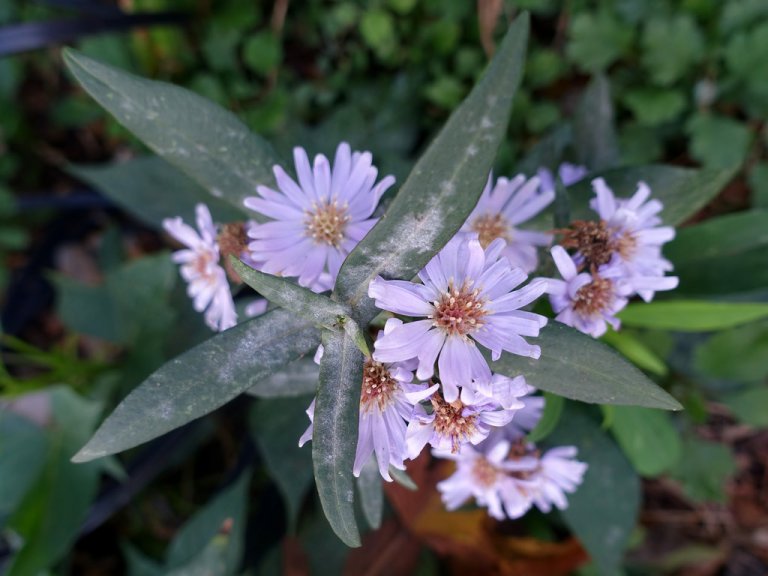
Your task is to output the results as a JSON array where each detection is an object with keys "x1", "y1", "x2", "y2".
[{"x1": 71, "y1": 443, "x2": 106, "y2": 463}]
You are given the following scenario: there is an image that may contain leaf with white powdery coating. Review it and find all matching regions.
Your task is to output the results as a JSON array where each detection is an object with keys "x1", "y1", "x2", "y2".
[
  {"x1": 313, "y1": 329, "x2": 365, "y2": 547},
  {"x1": 568, "y1": 164, "x2": 737, "y2": 226},
  {"x1": 232, "y1": 258, "x2": 350, "y2": 330},
  {"x1": 489, "y1": 322, "x2": 681, "y2": 409},
  {"x1": 232, "y1": 258, "x2": 369, "y2": 355},
  {"x1": 357, "y1": 458, "x2": 383, "y2": 530},
  {"x1": 62, "y1": 48, "x2": 280, "y2": 216},
  {"x1": 334, "y1": 14, "x2": 530, "y2": 326},
  {"x1": 73, "y1": 309, "x2": 319, "y2": 462}
]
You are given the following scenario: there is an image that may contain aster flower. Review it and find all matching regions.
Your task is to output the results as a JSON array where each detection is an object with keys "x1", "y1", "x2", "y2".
[
  {"x1": 537, "y1": 162, "x2": 589, "y2": 193},
  {"x1": 163, "y1": 204, "x2": 237, "y2": 332},
  {"x1": 244, "y1": 142, "x2": 395, "y2": 292},
  {"x1": 369, "y1": 233, "x2": 548, "y2": 402},
  {"x1": 546, "y1": 245, "x2": 632, "y2": 338},
  {"x1": 436, "y1": 440, "x2": 538, "y2": 520},
  {"x1": 462, "y1": 174, "x2": 555, "y2": 273},
  {"x1": 299, "y1": 324, "x2": 437, "y2": 481},
  {"x1": 589, "y1": 178, "x2": 679, "y2": 301},
  {"x1": 482, "y1": 390, "x2": 545, "y2": 446},
  {"x1": 405, "y1": 386, "x2": 524, "y2": 458},
  {"x1": 527, "y1": 446, "x2": 588, "y2": 513}
]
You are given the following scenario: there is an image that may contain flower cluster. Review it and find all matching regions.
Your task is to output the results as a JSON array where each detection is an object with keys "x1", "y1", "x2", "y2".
[
  {"x1": 434, "y1": 392, "x2": 586, "y2": 520},
  {"x1": 545, "y1": 178, "x2": 679, "y2": 337},
  {"x1": 165, "y1": 144, "x2": 589, "y2": 520},
  {"x1": 437, "y1": 430, "x2": 588, "y2": 520}
]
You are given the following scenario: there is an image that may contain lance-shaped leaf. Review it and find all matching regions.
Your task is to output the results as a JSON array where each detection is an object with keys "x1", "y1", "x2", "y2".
[
  {"x1": 665, "y1": 210, "x2": 768, "y2": 296},
  {"x1": 62, "y1": 49, "x2": 280, "y2": 216},
  {"x1": 618, "y1": 300, "x2": 768, "y2": 332},
  {"x1": 232, "y1": 258, "x2": 369, "y2": 354},
  {"x1": 547, "y1": 403, "x2": 640, "y2": 576},
  {"x1": 357, "y1": 458, "x2": 384, "y2": 530},
  {"x1": 73, "y1": 309, "x2": 319, "y2": 462},
  {"x1": 70, "y1": 156, "x2": 245, "y2": 229},
  {"x1": 232, "y1": 258, "x2": 350, "y2": 330},
  {"x1": 568, "y1": 164, "x2": 737, "y2": 226},
  {"x1": 572, "y1": 74, "x2": 620, "y2": 171},
  {"x1": 313, "y1": 329, "x2": 365, "y2": 547},
  {"x1": 334, "y1": 14, "x2": 530, "y2": 325},
  {"x1": 246, "y1": 357, "x2": 319, "y2": 398},
  {"x1": 489, "y1": 322, "x2": 682, "y2": 410}
]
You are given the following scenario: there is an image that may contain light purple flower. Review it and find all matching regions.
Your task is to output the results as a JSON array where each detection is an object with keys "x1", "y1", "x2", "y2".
[
  {"x1": 369, "y1": 233, "x2": 548, "y2": 402},
  {"x1": 436, "y1": 441, "x2": 538, "y2": 521},
  {"x1": 405, "y1": 387, "x2": 523, "y2": 458},
  {"x1": 299, "y1": 323, "x2": 437, "y2": 481},
  {"x1": 244, "y1": 142, "x2": 395, "y2": 292},
  {"x1": 537, "y1": 162, "x2": 589, "y2": 193},
  {"x1": 163, "y1": 204, "x2": 237, "y2": 332},
  {"x1": 462, "y1": 174, "x2": 555, "y2": 273},
  {"x1": 482, "y1": 390, "x2": 545, "y2": 447},
  {"x1": 527, "y1": 446, "x2": 588, "y2": 513},
  {"x1": 546, "y1": 245, "x2": 632, "y2": 338},
  {"x1": 590, "y1": 178, "x2": 679, "y2": 301}
]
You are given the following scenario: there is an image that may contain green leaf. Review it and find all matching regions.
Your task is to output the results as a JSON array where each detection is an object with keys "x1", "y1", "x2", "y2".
[
  {"x1": 165, "y1": 532, "x2": 231, "y2": 576},
  {"x1": 601, "y1": 329, "x2": 668, "y2": 376},
  {"x1": 568, "y1": 164, "x2": 738, "y2": 227},
  {"x1": 724, "y1": 386, "x2": 768, "y2": 427},
  {"x1": 748, "y1": 162, "x2": 768, "y2": 208},
  {"x1": 243, "y1": 32, "x2": 282, "y2": 75},
  {"x1": 123, "y1": 543, "x2": 163, "y2": 576},
  {"x1": 687, "y1": 114, "x2": 752, "y2": 169},
  {"x1": 389, "y1": 467, "x2": 418, "y2": 490},
  {"x1": 623, "y1": 89, "x2": 687, "y2": 126},
  {"x1": 607, "y1": 406, "x2": 681, "y2": 477},
  {"x1": 724, "y1": 22, "x2": 768, "y2": 88},
  {"x1": 73, "y1": 309, "x2": 319, "y2": 462},
  {"x1": 547, "y1": 403, "x2": 640, "y2": 576},
  {"x1": 0, "y1": 412, "x2": 48, "y2": 518},
  {"x1": 665, "y1": 210, "x2": 768, "y2": 296},
  {"x1": 165, "y1": 470, "x2": 250, "y2": 574},
  {"x1": 489, "y1": 322, "x2": 682, "y2": 410},
  {"x1": 526, "y1": 393, "x2": 563, "y2": 443},
  {"x1": 55, "y1": 252, "x2": 177, "y2": 347},
  {"x1": 232, "y1": 258, "x2": 369, "y2": 355},
  {"x1": 334, "y1": 15, "x2": 530, "y2": 326},
  {"x1": 694, "y1": 320, "x2": 768, "y2": 383},
  {"x1": 618, "y1": 300, "x2": 768, "y2": 331},
  {"x1": 669, "y1": 438, "x2": 735, "y2": 502},
  {"x1": 70, "y1": 156, "x2": 245, "y2": 229},
  {"x1": 357, "y1": 458, "x2": 383, "y2": 530},
  {"x1": 516, "y1": 123, "x2": 572, "y2": 176},
  {"x1": 246, "y1": 357, "x2": 319, "y2": 398},
  {"x1": 566, "y1": 11, "x2": 634, "y2": 72},
  {"x1": 250, "y1": 397, "x2": 314, "y2": 532},
  {"x1": 641, "y1": 16, "x2": 704, "y2": 86},
  {"x1": 232, "y1": 258, "x2": 351, "y2": 331},
  {"x1": 572, "y1": 74, "x2": 620, "y2": 171},
  {"x1": 62, "y1": 49, "x2": 280, "y2": 216},
  {"x1": 7, "y1": 388, "x2": 102, "y2": 576},
  {"x1": 313, "y1": 329, "x2": 365, "y2": 547}
]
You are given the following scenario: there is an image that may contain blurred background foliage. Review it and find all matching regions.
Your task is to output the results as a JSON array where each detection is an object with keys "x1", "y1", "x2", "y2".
[{"x1": 1, "y1": 0, "x2": 768, "y2": 574}]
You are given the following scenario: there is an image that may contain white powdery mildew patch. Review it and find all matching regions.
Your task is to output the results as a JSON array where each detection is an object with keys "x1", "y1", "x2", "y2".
[{"x1": 480, "y1": 115, "x2": 493, "y2": 129}]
